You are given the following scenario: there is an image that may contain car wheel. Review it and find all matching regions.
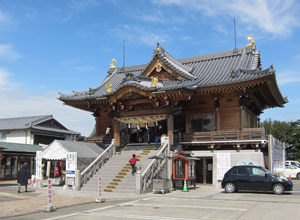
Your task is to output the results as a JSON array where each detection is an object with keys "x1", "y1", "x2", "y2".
[
  {"x1": 225, "y1": 182, "x2": 236, "y2": 193},
  {"x1": 297, "y1": 173, "x2": 300, "y2": 180},
  {"x1": 273, "y1": 183, "x2": 284, "y2": 195}
]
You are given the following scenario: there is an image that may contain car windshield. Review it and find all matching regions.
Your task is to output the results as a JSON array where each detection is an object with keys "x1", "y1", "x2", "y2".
[
  {"x1": 262, "y1": 168, "x2": 275, "y2": 176},
  {"x1": 291, "y1": 162, "x2": 300, "y2": 168}
]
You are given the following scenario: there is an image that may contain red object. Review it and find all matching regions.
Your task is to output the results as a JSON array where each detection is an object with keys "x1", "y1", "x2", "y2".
[
  {"x1": 129, "y1": 158, "x2": 140, "y2": 164},
  {"x1": 55, "y1": 164, "x2": 59, "y2": 176}
]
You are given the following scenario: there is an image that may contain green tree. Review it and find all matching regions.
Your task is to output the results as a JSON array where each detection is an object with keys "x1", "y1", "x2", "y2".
[{"x1": 262, "y1": 119, "x2": 300, "y2": 160}]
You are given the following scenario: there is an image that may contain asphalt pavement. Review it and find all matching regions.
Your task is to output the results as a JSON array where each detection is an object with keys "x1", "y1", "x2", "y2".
[{"x1": 1, "y1": 179, "x2": 300, "y2": 220}]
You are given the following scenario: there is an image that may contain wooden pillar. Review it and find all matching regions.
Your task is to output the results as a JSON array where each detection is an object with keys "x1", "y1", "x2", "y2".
[
  {"x1": 185, "y1": 113, "x2": 190, "y2": 133},
  {"x1": 240, "y1": 106, "x2": 245, "y2": 130},
  {"x1": 95, "y1": 117, "x2": 99, "y2": 136},
  {"x1": 216, "y1": 108, "x2": 220, "y2": 131},
  {"x1": 167, "y1": 115, "x2": 173, "y2": 145},
  {"x1": 113, "y1": 119, "x2": 120, "y2": 146}
]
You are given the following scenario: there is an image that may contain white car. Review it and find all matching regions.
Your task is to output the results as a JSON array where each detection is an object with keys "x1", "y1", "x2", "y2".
[
  {"x1": 285, "y1": 160, "x2": 300, "y2": 168},
  {"x1": 284, "y1": 164, "x2": 300, "y2": 179}
]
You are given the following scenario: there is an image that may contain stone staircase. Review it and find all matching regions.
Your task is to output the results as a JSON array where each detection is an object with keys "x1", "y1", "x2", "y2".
[{"x1": 81, "y1": 145, "x2": 158, "y2": 194}]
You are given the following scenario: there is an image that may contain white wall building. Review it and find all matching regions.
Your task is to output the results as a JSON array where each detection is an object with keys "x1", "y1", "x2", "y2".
[{"x1": 0, "y1": 115, "x2": 80, "y2": 145}]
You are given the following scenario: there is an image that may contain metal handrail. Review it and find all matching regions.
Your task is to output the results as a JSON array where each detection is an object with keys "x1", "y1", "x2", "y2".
[
  {"x1": 140, "y1": 137, "x2": 170, "y2": 193},
  {"x1": 80, "y1": 139, "x2": 116, "y2": 185}
]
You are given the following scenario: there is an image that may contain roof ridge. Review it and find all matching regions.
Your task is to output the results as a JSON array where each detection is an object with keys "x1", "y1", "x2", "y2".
[{"x1": 0, "y1": 115, "x2": 51, "y2": 121}]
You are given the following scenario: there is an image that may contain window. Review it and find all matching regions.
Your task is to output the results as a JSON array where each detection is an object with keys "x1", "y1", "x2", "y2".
[
  {"x1": 188, "y1": 161, "x2": 195, "y2": 178},
  {"x1": 291, "y1": 162, "x2": 300, "y2": 168},
  {"x1": 0, "y1": 132, "x2": 6, "y2": 141},
  {"x1": 191, "y1": 114, "x2": 215, "y2": 132},
  {"x1": 175, "y1": 160, "x2": 185, "y2": 178},
  {"x1": 250, "y1": 167, "x2": 265, "y2": 176},
  {"x1": 231, "y1": 167, "x2": 247, "y2": 176}
]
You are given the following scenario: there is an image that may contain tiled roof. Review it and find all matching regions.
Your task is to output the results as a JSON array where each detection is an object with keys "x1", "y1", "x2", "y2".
[
  {"x1": 0, "y1": 142, "x2": 44, "y2": 153},
  {"x1": 0, "y1": 115, "x2": 52, "y2": 130},
  {"x1": 58, "y1": 44, "x2": 274, "y2": 101},
  {"x1": 0, "y1": 115, "x2": 80, "y2": 135}
]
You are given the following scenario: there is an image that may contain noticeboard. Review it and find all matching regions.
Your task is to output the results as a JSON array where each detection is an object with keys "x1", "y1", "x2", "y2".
[
  {"x1": 35, "y1": 151, "x2": 43, "y2": 180},
  {"x1": 217, "y1": 153, "x2": 231, "y2": 180},
  {"x1": 66, "y1": 152, "x2": 77, "y2": 178}
]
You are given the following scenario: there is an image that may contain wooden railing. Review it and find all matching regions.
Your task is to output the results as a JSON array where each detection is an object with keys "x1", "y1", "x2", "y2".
[
  {"x1": 80, "y1": 139, "x2": 116, "y2": 186},
  {"x1": 137, "y1": 137, "x2": 170, "y2": 194},
  {"x1": 86, "y1": 136, "x2": 104, "y2": 143},
  {"x1": 181, "y1": 128, "x2": 266, "y2": 142}
]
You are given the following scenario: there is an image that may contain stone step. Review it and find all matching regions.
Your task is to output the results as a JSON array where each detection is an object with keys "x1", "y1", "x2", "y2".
[{"x1": 81, "y1": 145, "x2": 160, "y2": 194}]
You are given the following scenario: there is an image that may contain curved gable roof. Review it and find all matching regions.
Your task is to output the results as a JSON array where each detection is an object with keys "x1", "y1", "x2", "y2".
[{"x1": 58, "y1": 44, "x2": 279, "y2": 103}]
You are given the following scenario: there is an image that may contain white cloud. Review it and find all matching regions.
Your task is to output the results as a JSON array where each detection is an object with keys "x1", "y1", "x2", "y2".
[
  {"x1": 151, "y1": 0, "x2": 300, "y2": 37},
  {"x1": 110, "y1": 25, "x2": 169, "y2": 46},
  {"x1": 276, "y1": 70, "x2": 300, "y2": 85},
  {"x1": 0, "y1": 69, "x2": 94, "y2": 136},
  {"x1": 0, "y1": 68, "x2": 21, "y2": 92},
  {"x1": 75, "y1": 65, "x2": 94, "y2": 71},
  {"x1": 0, "y1": 45, "x2": 22, "y2": 61},
  {"x1": 0, "y1": 10, "x2": 12, "y2": 25},
  {"x1": 57, "y1": 0, "x2": 100, "y2": 23}
]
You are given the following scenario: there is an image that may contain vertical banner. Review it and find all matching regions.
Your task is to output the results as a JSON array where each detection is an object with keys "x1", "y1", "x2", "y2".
[
  {"x1": 98, "y1": 176, "x2": 102, "y2": 197},
  {"x1": 217, "y1": 153, "x2": 231, "y2": 180},
  {"x1": 47, "y1": 179, "x2": 53, "y2": 206},
  {"x1": 35, "y1": 151, "x2": 43, "y2": 180},
  {"x1": 66, "y1": 152, "x2": 77, "y2": 178}
]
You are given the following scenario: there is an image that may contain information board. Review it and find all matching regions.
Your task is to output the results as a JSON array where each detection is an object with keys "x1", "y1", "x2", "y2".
[
  {"x1": 35, "y1": 151, "x2": 42, "y2": 180},
  {"x1": 66, "y1": 152, "x2": 77, "y2": 178},
  {"x1": 217, "y1": 153, "x2": 231, "y2": 180}
]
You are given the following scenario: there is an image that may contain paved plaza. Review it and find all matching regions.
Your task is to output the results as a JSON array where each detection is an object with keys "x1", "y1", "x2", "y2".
[{"x1": 1, "y1": 180, "x2": 300, "y2": 219}]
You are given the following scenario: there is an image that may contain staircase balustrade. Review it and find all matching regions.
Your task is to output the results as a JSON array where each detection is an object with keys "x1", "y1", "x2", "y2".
[
  {"x1": 139, "y1": 137, "x2": 170, "y2": 194},
  {"x1": 80, "y1": 139, "x2": 116, "y2": 186}
]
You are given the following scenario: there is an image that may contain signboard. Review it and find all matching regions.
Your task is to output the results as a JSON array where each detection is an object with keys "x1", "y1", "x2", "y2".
[
  {"x1": 47, "y1": 179, "x2": 53, "y2": 206},
  {"x1": 66, "y1": 152, "x2": 77, "y2": 178},
  {"x1": 98, "y1": 176, "x2": 102, "y2": 197},
  {"x1": 35, "y1": 151, "x2": 43, "y2": 180},
  {"x1": 269, "y1": 135, "x2": 285, "y2": 174},
  {"x1": 217, "y1": 153, "x2": 231, "y2": 180}
]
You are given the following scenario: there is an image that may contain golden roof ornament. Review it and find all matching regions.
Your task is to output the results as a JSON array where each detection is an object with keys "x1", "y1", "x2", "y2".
[
  {"x1": 151, "y1": 76, "x2": 158, "y2": 87},
  {"x1": 106, "y1": 83, "x2": 112, "y2": 93},
  {"x1": 246, "y1": 35, "x2": 255, "y2": 47},
  {"x1": 156, "y1": 62, "x2": 162, "y2": 72},
  {"x1": 110, "y1": 59, "x2": 117, "y2": 68}
]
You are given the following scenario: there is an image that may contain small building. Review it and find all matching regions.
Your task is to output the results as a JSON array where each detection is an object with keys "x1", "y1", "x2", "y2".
[
  {"x1": 58, "y1": 41, "x2": 287, "y2": 187},
  {"x1": 0, "y1": 115, "x2": 81, "y2": 145},
  {"x1": 41, "y1": 140, "x2": 106, "y2": 182},
  {"x1": 0, "y1": 142, "x2": 44, "y2": 180}
]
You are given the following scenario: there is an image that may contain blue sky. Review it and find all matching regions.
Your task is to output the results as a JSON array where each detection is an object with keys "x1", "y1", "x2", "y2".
[{"x1": 0, "y1": 0, "x2": 300, "y2": 136}]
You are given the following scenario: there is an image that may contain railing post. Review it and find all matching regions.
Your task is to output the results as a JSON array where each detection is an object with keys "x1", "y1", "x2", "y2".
[
  {"x1": 112, "y1": 139, "x2": 116, "y2": 156},
  {"x1": 75, "y1": 170, "x2": 81, "y2": 191},
  {"x1": 166, "y1": 137, "x2": 170, "y2": 155},
  {"x1": 136, "y1": 170, "x2": 142, "y2": 194}
]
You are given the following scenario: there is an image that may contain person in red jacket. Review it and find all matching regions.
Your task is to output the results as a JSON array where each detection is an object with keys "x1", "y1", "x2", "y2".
[{"x1": 129, "y1": 154, "x2": 140, "y2": 176}]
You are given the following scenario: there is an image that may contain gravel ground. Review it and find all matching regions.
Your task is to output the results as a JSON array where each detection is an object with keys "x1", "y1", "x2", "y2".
[{"x1": 0, "y1": 195, "x2": 94, "y2": 219}]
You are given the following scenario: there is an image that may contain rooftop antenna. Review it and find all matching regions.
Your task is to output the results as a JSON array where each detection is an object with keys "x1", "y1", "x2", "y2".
[
  {"x1": 234, "y1": 17, "x2": 237, "y2": 49},
  {"x1": 123, "y1": 40, "x2": 125, "y2": 70}
]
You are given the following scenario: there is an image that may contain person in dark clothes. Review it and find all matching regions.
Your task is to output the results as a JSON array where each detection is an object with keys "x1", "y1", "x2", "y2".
[
  {"x1": 129, "y1": 154, "x2": 140, "y2": 176},
  {"x1": 147, "y1": 126, "x2": 153, "y2": 145},
  {"x1": 154, "y1": 125, "x2": 164, "y2": 149},
  {"x1": 17, "y1": 163, "x2": 30, "y2": 193},
  {"x1": 106, "y1": 125, "x2": 112, "y2": 136}
]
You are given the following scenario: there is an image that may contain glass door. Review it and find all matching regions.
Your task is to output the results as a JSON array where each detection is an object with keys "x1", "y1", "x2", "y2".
[{"x1": 196, "y1": 157, "x2": 213, "y2": 185}]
